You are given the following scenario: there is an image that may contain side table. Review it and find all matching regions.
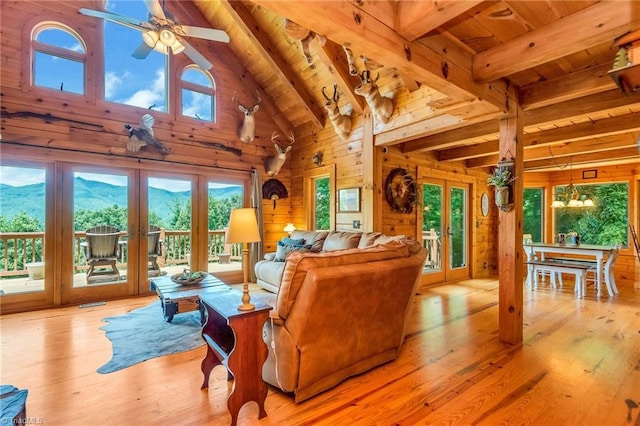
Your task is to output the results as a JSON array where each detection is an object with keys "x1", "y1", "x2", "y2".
[{"x1": 199, "y1": 291, "x2": 272, "y2": 426}]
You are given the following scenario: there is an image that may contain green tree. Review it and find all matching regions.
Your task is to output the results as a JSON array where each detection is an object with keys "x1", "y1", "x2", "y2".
[
  {"x1": 74, "y1": 205, "x2": 127, "y2": 231},
  {"x1": 555, "y1": 183, "x2": 628, "y2": 246}
]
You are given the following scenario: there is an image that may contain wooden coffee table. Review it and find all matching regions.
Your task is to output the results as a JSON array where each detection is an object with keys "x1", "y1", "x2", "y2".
[{"x1": 150, "y1": 274, "x2": 230, "y2": 323}]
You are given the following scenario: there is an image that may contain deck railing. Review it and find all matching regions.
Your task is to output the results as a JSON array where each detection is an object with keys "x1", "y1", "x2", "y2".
[{"x1": 0, "y1": 229, "x2": 241, "y2": 277}]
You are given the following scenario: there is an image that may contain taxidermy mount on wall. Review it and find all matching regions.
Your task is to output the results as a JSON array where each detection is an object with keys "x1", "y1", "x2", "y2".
[
  {"x1": 232, "y1": 91, "x2": 261, "y2": 143},
  {"x1": 124, "y1": 114, "x2": 170, "y2": 154}
]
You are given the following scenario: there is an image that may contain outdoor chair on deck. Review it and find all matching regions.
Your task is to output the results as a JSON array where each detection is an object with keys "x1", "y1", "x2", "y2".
[
  {"x1": 84, "y1": 225, "x2": 121, "y2": 283},
  {"x1": 147, "y1": 225, "x2": 163, "y2": 277}
]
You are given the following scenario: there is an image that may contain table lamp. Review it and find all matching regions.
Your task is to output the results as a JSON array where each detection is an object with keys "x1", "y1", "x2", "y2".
[
  {"x1": 226, "y1": 208, "x2": 261, "y2": 311},
  {"x1": 283, "y1": 223, "x2": 296, "y2": 237}
]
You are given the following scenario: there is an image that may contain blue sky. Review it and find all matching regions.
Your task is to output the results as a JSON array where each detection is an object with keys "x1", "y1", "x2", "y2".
[{"x1": 34, "y1": 0, "x2": 213, "y2": 118}]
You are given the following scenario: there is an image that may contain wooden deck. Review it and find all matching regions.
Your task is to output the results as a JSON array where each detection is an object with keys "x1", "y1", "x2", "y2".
[
  {"x1": 0, "y1": 278, "x2": 638, "y2": 425},
  {"x1": 0, "y1": 262, "x2": 241, "y2": 295}
]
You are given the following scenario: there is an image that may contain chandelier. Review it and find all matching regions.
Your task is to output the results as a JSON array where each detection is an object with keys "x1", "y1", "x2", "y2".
[{"x1": 550, "y1": 159, "x2": 596, "y2": 208}]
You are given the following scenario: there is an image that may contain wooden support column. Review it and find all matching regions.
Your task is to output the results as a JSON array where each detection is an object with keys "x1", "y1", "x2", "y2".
[
  {"x1": 498, "y1": 89, "x2": 524, "y2": 345},
  {"x1": 361, "y1": 107, "x2": 377, "y2": 232}
]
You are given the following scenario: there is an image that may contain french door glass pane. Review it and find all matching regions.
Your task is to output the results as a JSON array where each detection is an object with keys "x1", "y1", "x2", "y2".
[
  {"x1": 422, "y1": 183, "x2": 442, "y2": 272},
  {"x1": 148, "y1": 177, "x2": 192, "y2": 276},
  {"x1": 0, "y1": 165, "x2": 47, "y2": 295},
  {"x1": 449, "y1": 187, "x2": 467, "y2": 269},
  {"x1": 207, "y1": 181, "x2": 242, "y2": 273},
  {"x1": 74, "y1": 172, "x2": 128, "y2": 287},
  {"x1": 314, "y1": 177, "x2": 330, "y2": 230}
]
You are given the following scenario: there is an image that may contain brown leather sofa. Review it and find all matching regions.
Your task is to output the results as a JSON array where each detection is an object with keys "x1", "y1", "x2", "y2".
[{"x1": 260, "y1": 236, "x2": 426, "y2": 402}]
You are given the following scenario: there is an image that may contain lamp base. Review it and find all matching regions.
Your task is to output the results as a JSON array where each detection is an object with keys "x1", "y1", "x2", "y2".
[{"x1": 237, "y1": 282, "x2": 255, "y2": 311}]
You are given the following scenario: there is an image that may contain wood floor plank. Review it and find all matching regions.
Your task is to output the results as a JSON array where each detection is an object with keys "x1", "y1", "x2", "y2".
[{"x1": 1, "y1": 280, "x2": 638, "y2": 425}]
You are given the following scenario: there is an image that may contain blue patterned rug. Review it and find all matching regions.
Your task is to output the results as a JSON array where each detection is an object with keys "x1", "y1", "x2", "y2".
[{"x1": 97, "y1": 301, "x2": 204, "y2": 374}]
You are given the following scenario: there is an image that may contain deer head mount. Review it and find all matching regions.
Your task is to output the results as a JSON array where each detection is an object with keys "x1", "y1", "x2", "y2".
[
  {"x1": 232, "y1": 91, "x2": 261, "y2": 144},
  {"x1": 265, "y1": 130, "x2": 295, "y2": 176},
  {"x1": 321, "y1": 84, "x2": 352, "y2": 140},
  {"x1": 354, "y1": 70, "x2": 394, "y2": 125}
]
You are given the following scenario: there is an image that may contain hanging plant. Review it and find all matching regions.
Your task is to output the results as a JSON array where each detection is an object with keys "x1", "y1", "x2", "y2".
[{"x1": 487, "y1": 167, "x2": 516, "y2": 211}]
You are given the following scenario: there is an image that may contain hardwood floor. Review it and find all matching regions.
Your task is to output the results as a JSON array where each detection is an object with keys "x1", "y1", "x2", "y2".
[{"x1": 1, "y1": 278, "x2": 639, "y2": 425}]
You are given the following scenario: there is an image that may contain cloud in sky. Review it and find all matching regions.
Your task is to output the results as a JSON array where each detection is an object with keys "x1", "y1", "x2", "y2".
[
  {"x1": 120, "y1": 68, "x2": 165, "y2": 110},
  {"x1": 182, "y1": 91, "x2": 212, "y2": 120}
]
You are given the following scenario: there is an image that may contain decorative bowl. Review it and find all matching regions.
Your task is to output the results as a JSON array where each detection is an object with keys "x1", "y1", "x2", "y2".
[{"x1": 171, "y1": 271, "x2": 208, "y2": 285}]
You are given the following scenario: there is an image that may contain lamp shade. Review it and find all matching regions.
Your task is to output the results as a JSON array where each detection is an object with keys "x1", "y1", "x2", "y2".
[
  {"x1": 226, "y1": 208, "x2": 261, "y2": 244},
  {"x1": 283, "y1": 223, "x2": 296, "y2": 233}
]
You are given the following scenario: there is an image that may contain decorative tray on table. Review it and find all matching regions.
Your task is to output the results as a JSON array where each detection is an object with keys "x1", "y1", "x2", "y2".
[{"x1": 171, "y1": 270, "x2": 208, "y2": 285}]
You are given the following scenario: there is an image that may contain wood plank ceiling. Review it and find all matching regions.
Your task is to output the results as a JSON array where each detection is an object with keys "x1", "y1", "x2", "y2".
[{"x1": 192, "y1": 0, "x2": 640, "y2": 172}]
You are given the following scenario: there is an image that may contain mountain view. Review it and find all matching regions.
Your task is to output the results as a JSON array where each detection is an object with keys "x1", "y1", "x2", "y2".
[{"x1": 0, "y1": 177, "x2": 242, "y2": 225}]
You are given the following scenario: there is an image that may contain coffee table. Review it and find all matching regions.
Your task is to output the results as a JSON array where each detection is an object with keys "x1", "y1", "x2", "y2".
[{"x1": 150, "y1": 274, "x2": 230, "y2": 323}]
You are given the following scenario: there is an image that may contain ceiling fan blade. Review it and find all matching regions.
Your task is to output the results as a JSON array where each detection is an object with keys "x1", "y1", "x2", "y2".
[
  {"x1": 131, "y1": 40, "x2": 155, "y2": 59},
  {"x1": 143, "y1": 0, "x2": 166, "y2": 20},
  {"x1": 180, "y1": 25, "x2": 230, "y2": 43},
  {"x1": 79, "y1": 8, "x2": 149, "y2": 32},
  {"x1": 179, "y1": 38, "x2": 213, "y2": 70}
]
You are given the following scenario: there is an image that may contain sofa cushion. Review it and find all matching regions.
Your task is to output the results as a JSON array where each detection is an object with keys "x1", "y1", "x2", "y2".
[
  {"x1": 290, "y1": 230, "x2": 328, "y2": 252},
  {"x1": 275, "y1": 240, "x2": 412, "y2": 319},
  {"x1": 255, "y1": 259, "x2": 287, "y2": 288},
  {"x1": 274, "y1": 241, "x2": 311, "y2": 262},
  {"x1": 357, "y1": 232, "x2": 382, "y2": 248},
  {"x1": 322, "y1": 231, "x2": 362, "y2": 252}
]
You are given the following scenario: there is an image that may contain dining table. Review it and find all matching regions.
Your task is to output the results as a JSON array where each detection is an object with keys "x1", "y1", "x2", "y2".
[{"x1": 523, "y1": 242, "x2": 619, "y2": 297}]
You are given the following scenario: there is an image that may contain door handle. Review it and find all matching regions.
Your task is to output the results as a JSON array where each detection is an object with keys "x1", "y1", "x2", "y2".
[
  {"x1": 447, "y1": 226, "x2": 453, "y2": 237},
  {"x1": 129, "y1": 224, "x2": 137, "y2": 240}
]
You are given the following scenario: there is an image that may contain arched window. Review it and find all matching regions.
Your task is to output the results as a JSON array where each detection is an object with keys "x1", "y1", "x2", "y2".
[
  {"x1": 32, "y1": 24, "x2": 86, "y2": 95},
  {"x1": 104, "y1": 0, "x2": 167, "y2": 112},
  {"x1": 181, "y1": 66, "x2": 215, "y2": 122}
]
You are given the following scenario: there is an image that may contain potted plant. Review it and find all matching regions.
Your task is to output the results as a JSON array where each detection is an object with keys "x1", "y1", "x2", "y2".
[{"x1": 487, "y1": 168, "x2": 515, "y2": 210}]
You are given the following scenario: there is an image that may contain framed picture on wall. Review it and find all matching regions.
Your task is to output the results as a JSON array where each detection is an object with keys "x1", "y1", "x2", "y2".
[{"x1": 338, "y1": 187, "x2": 360, "y2": 212}]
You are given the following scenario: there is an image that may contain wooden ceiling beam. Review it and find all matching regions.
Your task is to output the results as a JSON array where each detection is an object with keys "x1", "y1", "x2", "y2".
[
  {"x1": 218, "y1": 0, "x2": 325, "y2": 128},
  {"x1": 523, "y1": 146, "x2": 640, "y2": 170},
  {"x1": 473, "y1": 1, "x2": 640, "y2": 82},
  {"x1": 396, "y1": 1, "x2": 484, "y2": 41},
  {"x1": 467, "y1": 132, "x2": 640, "y2": 168},
  {"x1": 439, "y1": 111, "x2": 640, "y2": 161},
  {"x1": 519, "y1": 63, "x2": 618, "y2": 110},
  {"x1": 250, "y1": 0, "x2": 509, "y2": 112},
  {"x1": 315, "y1": 40, "x2": 365, "y2": 114},
  {"x1": 402, "y1": 120, "x2": 499, "y2": 153}
]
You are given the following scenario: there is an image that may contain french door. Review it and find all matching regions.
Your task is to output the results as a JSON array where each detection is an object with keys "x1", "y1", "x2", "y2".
[
  {"x1": 61, "y1": 166, "x2": 198, "y2": 305},
  {"x1": 420, "y1": 178, "x2": 471, "y2": 284}
]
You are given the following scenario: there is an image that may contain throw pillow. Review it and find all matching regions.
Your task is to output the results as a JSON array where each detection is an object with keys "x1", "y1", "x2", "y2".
[
  {"x1": 274, "y1": 241, "x2": 311, "y2": 262},
  {"x1": 282, "y1": 237, "x2": 305, "y2": 246}
]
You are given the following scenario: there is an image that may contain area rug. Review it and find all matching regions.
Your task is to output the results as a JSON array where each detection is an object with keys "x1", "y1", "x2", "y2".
[{"x1": 97, "y1": 301, "x2": 204, "y2": 374}]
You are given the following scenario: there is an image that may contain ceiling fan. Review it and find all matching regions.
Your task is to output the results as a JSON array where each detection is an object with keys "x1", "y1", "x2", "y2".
[{"x1": 79, "y1": 0, "x2": 229, "y2": 70}]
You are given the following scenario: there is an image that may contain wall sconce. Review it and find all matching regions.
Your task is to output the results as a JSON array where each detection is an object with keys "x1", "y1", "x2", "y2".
[
  {"x1": 312, "y1": 151, "x2": 323, "y2": 166},
  {"x1": 283, "y1": 223, "x2": 296, "y2": 236}
]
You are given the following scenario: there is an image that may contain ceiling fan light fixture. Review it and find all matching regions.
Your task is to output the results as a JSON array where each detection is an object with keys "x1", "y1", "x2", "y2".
[
  {"x1": 170, "y1": 38, "x2": 185, "y2": 54},
  {"x1": 141, "y1": 30, "x2": 159, "y2": 48}
]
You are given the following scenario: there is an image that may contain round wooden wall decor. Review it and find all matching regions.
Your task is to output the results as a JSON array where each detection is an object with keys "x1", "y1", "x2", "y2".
[{"x1": 384, "y1": 168, "x2": 417, "y2": 213}]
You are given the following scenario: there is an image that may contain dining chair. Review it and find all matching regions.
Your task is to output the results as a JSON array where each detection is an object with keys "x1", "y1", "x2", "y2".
[
  {"x1": 84, "y1": 225, "x2": 121, "y2": 283},
  {"x1": 523, "y1": 234, "x2": 560, "y2": 288},
  {"x1": 583, "y1": 244, "x2": 622, "y2": 296}
]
